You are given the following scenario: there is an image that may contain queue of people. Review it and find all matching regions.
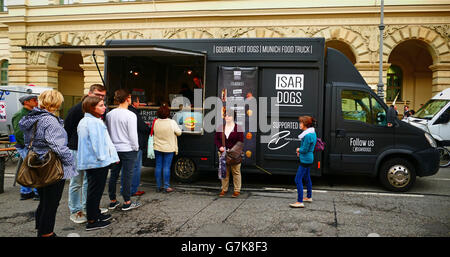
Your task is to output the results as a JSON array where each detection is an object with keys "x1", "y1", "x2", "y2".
[
  {"x1": 12, "y1": 84, "x2": 322, "y2": 236},
  {"x1": 12, "y1": 84, "x2": 182, "y2": 236}
]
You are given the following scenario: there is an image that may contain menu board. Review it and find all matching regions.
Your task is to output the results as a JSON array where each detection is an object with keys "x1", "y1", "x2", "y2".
[{"x1": 218, "y1": 66, "x2": 258, "y2": 166}]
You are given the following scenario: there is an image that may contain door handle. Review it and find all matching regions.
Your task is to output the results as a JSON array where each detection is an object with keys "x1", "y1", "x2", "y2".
[{"x1": 336, "y1": 129, "x2": 346, "y2": 138}]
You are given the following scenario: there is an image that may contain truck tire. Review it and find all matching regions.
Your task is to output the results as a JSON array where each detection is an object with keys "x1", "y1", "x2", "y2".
[
  {"x1": 379, "y1": 158, "x2": 416, "y2": 192},
  {"x1": 172, "y1": 157, "x2": 198, "y2": 183}
]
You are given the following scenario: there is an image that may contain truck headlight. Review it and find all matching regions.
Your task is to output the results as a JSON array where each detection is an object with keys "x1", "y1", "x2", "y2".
[{"x1": 424, "y1": 133, "x2": 437, "y2": 148}]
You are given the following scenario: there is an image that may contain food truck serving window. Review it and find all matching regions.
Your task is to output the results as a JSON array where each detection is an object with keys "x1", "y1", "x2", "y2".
[{"x1": 104, "y1": 47, "x2": 206, "y2": 135}]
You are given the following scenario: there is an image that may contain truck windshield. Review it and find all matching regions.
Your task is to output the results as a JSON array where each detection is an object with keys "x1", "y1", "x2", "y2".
[{"x1": 414, "y1": 100, "x2": 449, "y2": 120}]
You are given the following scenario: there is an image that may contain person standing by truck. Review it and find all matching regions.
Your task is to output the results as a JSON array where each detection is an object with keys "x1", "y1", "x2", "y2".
[
  {"x1": 19, "y1": 89, "x2": 77, "y2": 237},
  {"x1": 106, "y1": 89, "x2": 140, "y2": 211},
  {"x1": 12, "y1": 94, "x2": 39, "y2": 201},
  {"x1": 64, "y1": 84, "x2": 107, "y2": 224},
  {"x1": 153, "y1": 103, "x2": 182, "y2": 193},
  {"x1": 214, "y1": 109, "x2": 244, "y2": 198},
  {"x1": 128, "y1": 95, "x2": 150, "y2": 196},
  {"x1": 290, "y1": 116, "x2": 317, "y2": 208},
  {"x1": 77, "y1": 96, "x2": 119, "y2": 231}
]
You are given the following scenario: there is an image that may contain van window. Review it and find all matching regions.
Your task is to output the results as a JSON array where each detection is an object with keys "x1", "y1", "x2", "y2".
[
  {"x1": 371, "y1": 96, "x2": 387, "y2": 126},
  {"x1": 414, "y1": 100, "x2": 450, "y2": 120},
  {"x1": 341, "y1": 90, "x2": 371, "y2": 124}
]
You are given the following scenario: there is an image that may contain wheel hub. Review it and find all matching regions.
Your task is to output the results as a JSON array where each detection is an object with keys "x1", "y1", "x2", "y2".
[{"x1": 387, "y1": 165, "x2": 410, "y2": 188}]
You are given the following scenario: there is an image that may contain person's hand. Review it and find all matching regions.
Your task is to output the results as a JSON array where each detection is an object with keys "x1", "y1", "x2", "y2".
[{"x1": 219, "y1": 146, "x2": 225, "y2": 152}]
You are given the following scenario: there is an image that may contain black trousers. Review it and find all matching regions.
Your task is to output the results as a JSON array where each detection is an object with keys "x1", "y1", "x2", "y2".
[
  {"x1": 35, "y1": 179, "x2": 65, "y2": 237},
  {"x1": 86, "y1": 167, "x2": 109, "y2": 221}
]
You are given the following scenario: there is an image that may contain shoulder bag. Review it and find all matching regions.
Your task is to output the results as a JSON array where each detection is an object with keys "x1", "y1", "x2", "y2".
[
  {"x1": 16, "y1": 121, "x2": 64, "y2": 188},
  {"x1": 222, "y1": 129, "x2": 244, "y2": 165},
  {"x1": 147, "y1": 118, "x2": 157, "y2": 159}
]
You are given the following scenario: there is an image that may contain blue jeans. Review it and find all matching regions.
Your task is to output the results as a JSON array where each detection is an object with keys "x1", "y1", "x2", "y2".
[
  {"x1": 16, "y1": 147, "x2": 38, "y2": 195},
  {"x1": 154, "y1": 150, "x2": 174, "y2": 189},
  {"x1": 295, "y1": 164, "x2": 312, "y2": 202},
  {"x1": 68, "y1": 150, "x2": 87, "y2": 214},
  {"x1": 130, "y1": 150, "x2": 143, "y2": 195},
  {"x1": 109, "y1": 151, "x2": 138, "y2": 202}
]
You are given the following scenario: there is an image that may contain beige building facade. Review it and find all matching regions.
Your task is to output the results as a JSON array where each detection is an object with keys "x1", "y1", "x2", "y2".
[{"x1": 0, "y1": 0, "x2": 449, "y2": 115}]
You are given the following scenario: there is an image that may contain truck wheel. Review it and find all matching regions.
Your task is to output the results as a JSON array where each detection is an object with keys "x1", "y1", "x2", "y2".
[
  {"x1": 173, "y1": 157, "x2": 198, "y2": 183},
  {"x1": 379, "y1": 158, "x2": 416, "y2": 192}
]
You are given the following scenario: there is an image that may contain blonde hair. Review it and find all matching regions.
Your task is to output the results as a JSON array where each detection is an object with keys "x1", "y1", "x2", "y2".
[{"x1": 38, "y1": 89, "x2": 64, "y2": 113}]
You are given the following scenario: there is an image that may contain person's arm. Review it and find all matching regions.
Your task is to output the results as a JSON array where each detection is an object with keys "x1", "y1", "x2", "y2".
[
  {"x1": 299, "y1": 135, "x2": 313, "y2": 154},
  {"x1": 214, "y1": 131, "x2": 223, "y2": 149},
  {"x1": 12, "y1": 112, "x2": 24, "y2": 145},
  {"x1": 86, "y1": 120, "x2": 108, "y2": 161},
  {"x1": 44, "y1": 117, "x2": 74, "y2": 169},
  {"x1": 172, "y1": 119, "x2": 182, "y2": 136},
  {"x1": 128, "y1": 113, "x2": 139, "y2": 151}
]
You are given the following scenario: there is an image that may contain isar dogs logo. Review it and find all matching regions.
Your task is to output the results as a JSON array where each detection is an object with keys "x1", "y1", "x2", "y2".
[{"x1": 275, "y1": 74, "x2": 304, "y2": 107}]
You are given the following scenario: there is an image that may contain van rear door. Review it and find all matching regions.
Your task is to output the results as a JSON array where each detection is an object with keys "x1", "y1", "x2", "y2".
[{"x1": 329, "y1": 84, "x2": 394, "y2": 175}]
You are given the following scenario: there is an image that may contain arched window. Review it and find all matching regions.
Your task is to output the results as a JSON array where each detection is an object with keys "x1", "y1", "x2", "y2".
[
  {"x1": 386, "y1": 65, "x2": 402, "y2": 101},
  {"x1": 0, "y1": 60, "x2": 8, "y2": 85}
]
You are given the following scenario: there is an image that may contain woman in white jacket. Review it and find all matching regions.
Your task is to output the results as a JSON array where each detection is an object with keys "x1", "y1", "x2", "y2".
[{"x1": 77, "y1": 96, "x2": 119, "y2": 231}]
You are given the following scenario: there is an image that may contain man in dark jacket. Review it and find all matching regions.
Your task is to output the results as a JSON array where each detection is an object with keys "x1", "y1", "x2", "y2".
[
  {"x1": 128, "y1": 95, "x2": 151, "y2": 196},
  {"x1": 12, "y1": 94, "x2": 39, "y2": 200},
  {"x1": 64, "y1": 84, "x2": 107, "y2": 224}
]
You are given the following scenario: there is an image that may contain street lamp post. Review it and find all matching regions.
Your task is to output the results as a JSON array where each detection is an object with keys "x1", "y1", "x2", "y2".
[{"x1": 377, "y1": 0, "x2": 385, "y2": 101}]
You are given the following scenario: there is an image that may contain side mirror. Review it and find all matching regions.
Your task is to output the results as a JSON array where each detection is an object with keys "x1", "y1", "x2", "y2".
[{"x1": 377, "y1": 113, "x2": 386, "y2": 123}]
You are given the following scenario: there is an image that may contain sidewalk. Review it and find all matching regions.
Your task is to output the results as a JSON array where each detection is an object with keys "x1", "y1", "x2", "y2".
[
  {"x1": 2, "y1": 161, "x2": 449, "y2": 238},
  {"x1": 0, "y1": 162, "x2": 334, "y2": 237}
]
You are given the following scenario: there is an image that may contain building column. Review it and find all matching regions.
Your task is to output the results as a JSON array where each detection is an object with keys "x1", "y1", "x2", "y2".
[
  {"x1": 79, "y1": 64, "x2": 104, "y2": 94},
  {"x1": 429, "y1": 63, "x2": 450, "y2": 96},
  {"x1": 26, "y1": 64, "x2": 61, "y2": 88},
  {"x1": 354, "y1": 62, "x2": 391, "y2": 100},
  {"x1": 7, "y1": 22, "x2": 28, "y2": 86},
  {"x1": 79, "y1": 50, "x2": 105, "y2": 94}
]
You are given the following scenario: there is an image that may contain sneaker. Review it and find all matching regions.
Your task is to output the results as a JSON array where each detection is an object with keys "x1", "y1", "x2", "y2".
[
  {"x1": 289, "y1": 202, "x2": 305, "y2": 208},
  {"x1": 121, "y1": 201, "x2": 141, "y2": 211},
  {"x1": 219, "y1": 190, "x2": 226, "y2": 197},
  {"x1": 164, "y1": 187, "x2": 174, "y2": 193},
  {"x1": 20, "y1": 192, "x2": 34, "y2": 200},
  {"x1": 303, "y1": 197, "x2": 313, "y2": 203},
  {"x1": 100, "y1": 208, "x2": 108, "y2": 214},
  {"x1": 86, "y1": 220, "x2": 111, "y2": 231},
  {"x1": 132, "y1": 191, "x2": 145, "y2": 196},
  {"x1": 108, "y1": 201, "x2": 120, "y2": 210},
  {"x1": 232, "y1": 191, "x2": 240, "y2": 198},
  {"x1": 70, "y1": 211, "x2": 87, "y2": 224},
  {"x1": 99, "y1": 213, "x2": 112, "y2": 222},
  {"x1": 33, "y1": 194, "x2": 40, "y2": 201}
]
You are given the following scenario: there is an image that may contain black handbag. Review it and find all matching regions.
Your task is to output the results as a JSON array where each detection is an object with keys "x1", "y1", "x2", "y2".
[{"x1": 16, "y1": 121, "x2": 64, "y2": 188}]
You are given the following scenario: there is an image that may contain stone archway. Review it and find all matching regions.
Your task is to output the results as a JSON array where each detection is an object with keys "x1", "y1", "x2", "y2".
[
  {"x1": 384, "y1": 26, "x2": 450, "y2": 97},
  {"x1": 325, "y1": 40, "x2": 357, "y2": 64},
  {"x1": 388, "y1": 39, "x2": 433, "y2": 111}
]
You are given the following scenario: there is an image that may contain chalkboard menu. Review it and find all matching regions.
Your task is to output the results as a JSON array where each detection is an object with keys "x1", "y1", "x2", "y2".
[
  {"x1": 218, "y1": 66, "x2": 258, "y2": 166},
  {"x1": 139, "y1": 108, "x2": 177, "y2": 126}
]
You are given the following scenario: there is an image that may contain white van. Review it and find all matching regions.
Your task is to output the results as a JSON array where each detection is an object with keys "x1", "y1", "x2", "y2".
[
  {"x1": 404, "y1": 88, "x2": 450, "y2": 146},
  {"x1": 0, "y1": 85, "x2": 51, "y2": 137}
]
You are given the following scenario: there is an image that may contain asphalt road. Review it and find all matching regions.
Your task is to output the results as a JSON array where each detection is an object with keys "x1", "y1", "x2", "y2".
[{"x1": 0, "y1": 161, "x2": 449, "y2": 238}]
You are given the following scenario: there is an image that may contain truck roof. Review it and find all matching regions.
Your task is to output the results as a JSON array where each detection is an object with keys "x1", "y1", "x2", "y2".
[{"x1": 432, "y1": 88, "x2": 450, "y2": 100}]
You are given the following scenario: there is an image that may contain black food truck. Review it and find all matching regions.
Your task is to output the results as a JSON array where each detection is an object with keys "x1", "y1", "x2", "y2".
[{"x1": 24, "y1": 38, "x2": 440, "y2": 192}]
